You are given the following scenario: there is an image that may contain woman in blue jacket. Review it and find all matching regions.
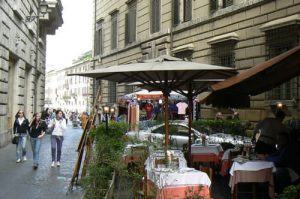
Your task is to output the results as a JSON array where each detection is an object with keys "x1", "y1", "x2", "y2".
[{"x1": 13, "y1": 110, "x2": 30, "y2": 163}]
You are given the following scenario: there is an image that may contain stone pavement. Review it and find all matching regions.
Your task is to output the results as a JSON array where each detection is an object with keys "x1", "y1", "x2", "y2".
[{"x1": 0, "y1": 124, "x2": 84, "y2": 199}]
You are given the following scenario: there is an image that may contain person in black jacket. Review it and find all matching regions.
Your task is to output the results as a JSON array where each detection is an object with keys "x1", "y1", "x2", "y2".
[
  {"x1": 29, "y1": 112, "x2": 46, "y2": 169},
  {"x1": 13, "y1": 110, "x2": 30, "y2": 163}
]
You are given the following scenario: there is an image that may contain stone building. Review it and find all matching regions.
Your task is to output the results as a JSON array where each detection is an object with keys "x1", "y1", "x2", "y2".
[
  {"x1": 0, "y1": 0, "x2": 63, "y2": 147},
  {"x1": 92, "y1": 0, "x2": 300, "y2": 121},
  {"x1": 45, "y1": 52, "x2": 93, "y2": 116}
]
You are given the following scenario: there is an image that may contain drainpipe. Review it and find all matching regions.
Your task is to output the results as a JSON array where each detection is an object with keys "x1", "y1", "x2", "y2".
[
  {"x1": 34, "y1": 0, "x2": 41, "y2": 114},
  {"x1": 169, "y1": 0, "x2": 174, "y2": 56}
]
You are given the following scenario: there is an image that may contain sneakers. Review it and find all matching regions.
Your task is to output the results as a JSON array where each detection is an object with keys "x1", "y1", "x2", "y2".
[
  {"x1": 23, "y1": 156, "x2": 27, "y2": 161},
  {"x1": 56, "y1": 161, "x2": 60, "y2": 167},
  {"x1": 16, "y1": 159, "x2": 21, "y2": 163},
  {"x1": 51, "y1": 161, "x2": 55, "y2": 167}
]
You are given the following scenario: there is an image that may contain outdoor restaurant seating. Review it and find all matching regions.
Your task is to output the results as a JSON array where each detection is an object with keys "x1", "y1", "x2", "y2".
[{"x1": 142, "y1": 150, "x2": 212, "y2": 199}]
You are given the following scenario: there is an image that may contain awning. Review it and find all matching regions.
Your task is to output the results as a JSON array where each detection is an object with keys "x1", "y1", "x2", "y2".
[{"x1": 204, "y1": 46, "x2": 300, "y2": 107}]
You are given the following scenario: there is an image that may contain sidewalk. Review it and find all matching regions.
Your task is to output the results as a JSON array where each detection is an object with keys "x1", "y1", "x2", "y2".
[{"x1": 0, "y1": 124, "x2": 84, "y2": 199}]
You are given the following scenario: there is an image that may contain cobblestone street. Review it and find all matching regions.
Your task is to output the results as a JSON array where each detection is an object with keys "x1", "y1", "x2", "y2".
[{"x1": 0, "y1": 124, "x2": 84, "y2": 199}]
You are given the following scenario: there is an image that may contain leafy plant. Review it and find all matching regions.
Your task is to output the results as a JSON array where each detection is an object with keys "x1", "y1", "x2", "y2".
[
  {"x1": 279, "y1": 183, "x2": 300, "y2": 199},
  {"x1": 82, "y1": 121, "x2": 128, "y2": 199}
]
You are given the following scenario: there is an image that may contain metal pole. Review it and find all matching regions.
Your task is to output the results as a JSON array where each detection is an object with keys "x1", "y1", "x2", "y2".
[{"x1": 105, "y1": 113, "x2": 108, "y2": 133}]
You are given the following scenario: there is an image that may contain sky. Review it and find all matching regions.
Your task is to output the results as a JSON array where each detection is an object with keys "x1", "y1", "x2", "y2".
[{"x1": 46, "y1": 0, "x2": 93, "y2": 71}]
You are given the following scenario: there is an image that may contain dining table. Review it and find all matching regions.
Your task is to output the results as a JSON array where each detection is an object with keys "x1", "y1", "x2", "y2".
[
  {"x1": 191, "y1": 143, "x2": 223, "y2": 165},
  {"x1": 144, "y1": 150, "x2": 212, "y2": 199},
  {"x1": 229, "y1": 159, "x2": 276, "y2": 199}
]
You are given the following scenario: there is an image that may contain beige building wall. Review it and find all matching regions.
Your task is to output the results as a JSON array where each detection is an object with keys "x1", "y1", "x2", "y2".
[
  {"x1": 0, "y1": 0, "x2": 63, "y2": 147},
  {"x1": 93, "y1": 0, "x2": 300, "y2": 122}
]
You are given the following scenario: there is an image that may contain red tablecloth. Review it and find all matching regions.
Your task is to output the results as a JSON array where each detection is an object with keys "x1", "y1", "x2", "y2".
[{"x1": 157, "y1": 185, "x2": 211, "y2": 199}]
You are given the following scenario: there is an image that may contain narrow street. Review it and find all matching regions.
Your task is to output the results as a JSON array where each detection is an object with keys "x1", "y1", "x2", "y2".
[{"x1": 0, "y1": 123, "x2": 84, "y2": 199}]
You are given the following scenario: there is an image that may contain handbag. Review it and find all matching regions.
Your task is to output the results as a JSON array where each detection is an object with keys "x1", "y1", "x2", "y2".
[{"x1": 12, "y1": 136, "x2": 19, "y2": 144}]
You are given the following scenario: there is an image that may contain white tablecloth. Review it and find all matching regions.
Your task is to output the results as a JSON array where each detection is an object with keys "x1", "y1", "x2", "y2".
[
  {"x1": 145, "y1": 150, "x2": 187, "y2": 171},
  {"x1": 229, "y1": 160, "x2": 275, "y2": 176},
  {"x1": 191, "y1": 144, "x2": 223, "y2": 155},
  {"x1": 151, "y1": 168, "x2": 211, "y2": 189}
]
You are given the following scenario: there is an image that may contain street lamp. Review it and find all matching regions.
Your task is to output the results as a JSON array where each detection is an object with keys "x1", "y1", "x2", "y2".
[
  {"x1": 25, "y1": 0, "x2": 48, "y2": 113},
  {"x1": 103, "y1": 106, "x2": 115, "y2": 133}
]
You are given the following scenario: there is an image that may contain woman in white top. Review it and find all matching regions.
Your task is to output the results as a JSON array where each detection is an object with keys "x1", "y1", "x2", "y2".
[{"x1": 48, "y1": 110, "x2": 67, "y2": 167}]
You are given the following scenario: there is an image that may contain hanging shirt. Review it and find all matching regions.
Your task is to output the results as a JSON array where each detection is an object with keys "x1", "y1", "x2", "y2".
[{"x1": 176, "y1": 102, "x2": 188, "y2": 115}]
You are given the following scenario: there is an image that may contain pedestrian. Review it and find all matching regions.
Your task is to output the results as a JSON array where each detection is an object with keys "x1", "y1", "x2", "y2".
[
  {"x1": 13, "y1": 110, "x2": 30, "y2": 163},
  {"x1": 80, "y1": 111, "x2": 88, "y2": 129},
  {"x1": 29, "y1": 112, "x2": 46, "y2": 169},
  {"x1": 48, "y1": 110, "x2": 67, "y2": 167}
]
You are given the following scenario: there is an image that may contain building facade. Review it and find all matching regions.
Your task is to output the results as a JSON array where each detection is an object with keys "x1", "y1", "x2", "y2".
[
  {"x1": 93, "y1": 0, "x2": 300, "y2": 121},
  {"x1": 0, "y1": 0, "x2": 63, "y2": 147},
  {"x1": 45, "y1": 53, "x2": 93, "y2": 116}
]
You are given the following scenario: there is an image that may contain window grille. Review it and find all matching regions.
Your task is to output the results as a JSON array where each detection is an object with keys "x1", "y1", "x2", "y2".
[
  {"x1": 125, "y1": 85, "x2": 134, "y2": 94},
  {"x1": 125, "y1": 0, "x2": 137, "y2": 44},
  {"x1": 183, "y1": 0, "x2": 192, "y2": 22},
  {"x1": 111, "y1": 13, "x2": 118, "y2": 50},
  {"x1": 108, "y1": 81, "x2": 117, "y2": 103},
  {"x1": 266, "y1": 24, "x2": 300, "y2": 100},
  {"x1": 95, "y1": 21, "x2": 103, "y2": 56},
  {"x1": 222, "y1": 0, "x2": 233, "y2": 8},
  {"x1": 151, "y1": 0, "x2": 160, "y2": 33},
  {"x1": 211, "y1": 40, "x2": 236, "y2": 68}
]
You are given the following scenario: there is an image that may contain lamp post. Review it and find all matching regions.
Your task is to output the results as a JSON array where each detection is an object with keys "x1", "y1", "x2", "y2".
[
  {"x1": 103, "y1": 106, "x2": 115, "y2": 134},
  {"x1": 25, "y1": 0, "x2": 48, "y2": 113}
]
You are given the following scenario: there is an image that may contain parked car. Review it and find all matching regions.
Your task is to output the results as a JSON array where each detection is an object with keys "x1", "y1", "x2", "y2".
[{"x1": 126, "y1": 122, "x2": 204, "y2": 149}]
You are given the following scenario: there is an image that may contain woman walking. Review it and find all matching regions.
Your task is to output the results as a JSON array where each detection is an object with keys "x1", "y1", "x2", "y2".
[
  {"x1": 29, "y1": 113, "x2": 46, "y2": 169},
  {"x1": 48, "y1": 110, "x2": 67, "y2": 167},
  {"x1": 13, "y1": 110, "x2": 30, "y2": 163}
]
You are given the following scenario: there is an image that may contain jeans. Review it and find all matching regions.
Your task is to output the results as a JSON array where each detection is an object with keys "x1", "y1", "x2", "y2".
[
  {"x1": 16, "y1": 134, "x2": 27, "y2": 160},
  {"x1": 30, "y1": 137, "x2": 42, "y2": 165},
  {"x1": 51, "y1": 135, "x2": 63, "y2": 162}
]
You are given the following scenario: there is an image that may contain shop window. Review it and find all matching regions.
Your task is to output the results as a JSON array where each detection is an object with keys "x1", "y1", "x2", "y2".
[
  {"x1": 265, "y1": 24, "x2": 300, "y2": 100},
  {"x1": 151, "y1": 0, "x2": 160, "y2": 33},
  {"x1": 211, "y1": 40, "x2": 236, "y2": 68},
  {"x1": 125, "y1": 0, "x2": 137, "y2": 45}
]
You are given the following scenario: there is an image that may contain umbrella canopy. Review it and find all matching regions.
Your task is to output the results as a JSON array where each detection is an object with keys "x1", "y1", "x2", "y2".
[
  {"x1": 69, "y1": 55, "x2": 237, "y2": 151},
  {"x1": 204, "y1": 46, "x2": 300, "y2": 108}
]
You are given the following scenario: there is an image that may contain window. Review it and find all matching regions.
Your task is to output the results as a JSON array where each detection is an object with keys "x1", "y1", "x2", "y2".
[
  {"x1": 125, "y1": 0, "x2": 137, "y2": 45},
  {"x1": 125, "y1": 85, "x2": 134, "y2": 94},
  {"x1": 173, "y1": 0, "x2": 192, "y2": 27},
  {"x1": 111, "y1": 12, "x2": 118, "y2": 50},
  {"x1": 151, "y1": 0, "x2": 160, "y2": 33},
  {"x1": 95, "y1": 20, "x2": 103, "y2": 56},
  {"x1": 183, "y1": 0, "x2": 192, "y2": 22},
  {"x1": 108, "y1": 81, "x2": 117, "y2": 103},
  {"x1": 222, "y1": 0, "x2": 233, "y2": 8},
  {"x1": 211, "y1": 40, "x2": 236, "y2": 68},
  {"x1": 265, "y1": 25, "x2": 300, "y2": 100}
]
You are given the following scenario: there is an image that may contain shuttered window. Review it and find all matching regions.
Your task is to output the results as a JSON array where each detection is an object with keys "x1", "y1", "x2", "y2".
[
  {"x1": 173, "y1": 0, "x2": 180, "y2": 27},
  {"x1": 125, "y1": 1, "x2": 137, "y2": 45},
  {"x1": 183, "y1": 0, "x2": 192, "y2": 22},
  {"x1": 210, "y1": 0, "x2": 218, "y2": 13},
  {"x1": 151, "y1": 0, "x2": 160, "y2": 33},
  {"x1": 95, "y1": 20, "x2": 103, "y2": 56},
  {"x1": 111, "y1": 12, "x2": 118, "y2": 50}
]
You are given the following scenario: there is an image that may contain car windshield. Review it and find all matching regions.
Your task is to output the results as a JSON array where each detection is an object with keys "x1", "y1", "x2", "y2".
[{"x1": 152, "y1": 124, "x2": 189, "y2": 136}]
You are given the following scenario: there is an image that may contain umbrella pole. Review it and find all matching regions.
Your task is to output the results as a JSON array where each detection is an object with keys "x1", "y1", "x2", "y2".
[
  {"x1": 164, "y1": 94, "x2": 169, "y2": 152},
  {"x1": 188, "y1": 96, "x2": 193, "y2": 166}
]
